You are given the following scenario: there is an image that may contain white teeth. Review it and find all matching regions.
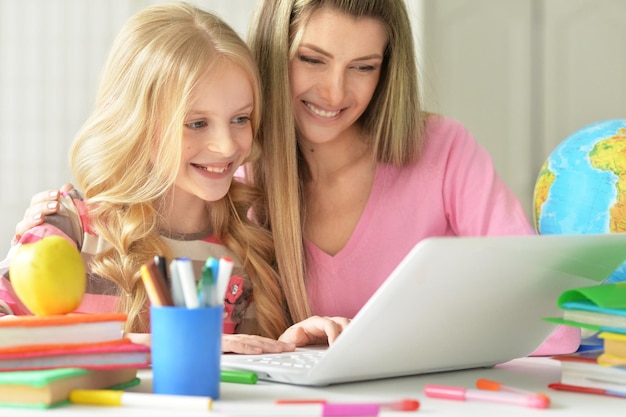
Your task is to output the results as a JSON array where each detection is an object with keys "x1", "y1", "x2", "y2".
[
  {"x1": 305, "y1": 102, "x2": 340, "y2": 118},
  {"x1": 195, "y1": 164, "x2": 227, "y2": 173}
]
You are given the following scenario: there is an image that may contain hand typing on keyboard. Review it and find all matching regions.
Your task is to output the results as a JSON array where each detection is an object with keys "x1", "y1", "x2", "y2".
[
  {"x1": 223, "y1": 334, "x2": 296, "y2": 355},
  {"x1": 278, "y1": 315, "x2": 351, "y2": 347}
]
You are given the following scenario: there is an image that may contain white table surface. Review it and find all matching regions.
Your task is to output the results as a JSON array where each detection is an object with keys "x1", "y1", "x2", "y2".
[{"x1": 0, "y1": 357, "x2": 623, "y2": 416}]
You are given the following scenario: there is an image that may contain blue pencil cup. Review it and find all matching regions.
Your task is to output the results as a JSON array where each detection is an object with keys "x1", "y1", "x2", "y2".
[{"x1": 150, "y1": 306, "x2": 223, "y2": 398}]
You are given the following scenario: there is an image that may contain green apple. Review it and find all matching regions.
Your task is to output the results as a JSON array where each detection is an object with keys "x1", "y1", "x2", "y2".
[{"x1": 9, "y1": 235, "x2": 86, "y2": 316}]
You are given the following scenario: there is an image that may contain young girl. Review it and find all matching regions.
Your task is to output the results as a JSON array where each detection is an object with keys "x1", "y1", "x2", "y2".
[{"x1": 0, "y1": 2, "x2": 347, "y2": 354}]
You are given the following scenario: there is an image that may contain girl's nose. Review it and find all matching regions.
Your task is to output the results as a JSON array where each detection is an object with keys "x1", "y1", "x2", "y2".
[{"x1": 206, "y1": 125, "x2": 237, "y2": 156}]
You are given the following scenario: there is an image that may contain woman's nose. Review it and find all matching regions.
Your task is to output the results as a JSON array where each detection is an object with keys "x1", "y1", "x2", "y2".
[{"x1": 318, "y1": 68, "x2": 346, "y2": 106}]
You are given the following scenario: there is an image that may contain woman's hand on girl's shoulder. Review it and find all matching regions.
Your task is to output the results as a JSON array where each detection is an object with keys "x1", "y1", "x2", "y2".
[
  {"x1": 278, "y1": 315, "x2": 351, "y2": 347},
  {"x1": 126, "y1": 332, "x2": 151, "y2": 347},
  {"x1": 222, "y1": 334, "x2": 296, "y2": 354},
  {"x1": 13, "y1": 183, "x2": 75, "y2": 245}
]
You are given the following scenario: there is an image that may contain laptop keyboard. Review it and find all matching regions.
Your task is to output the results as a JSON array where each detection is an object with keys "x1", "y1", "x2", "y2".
[{"x1": 241, "y1": 350, "x2": 326, "y2": 369}]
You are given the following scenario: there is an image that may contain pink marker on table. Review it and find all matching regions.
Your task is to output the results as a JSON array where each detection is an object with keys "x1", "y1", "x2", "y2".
[
  {"x1": 476, "y1": 378, "x2": 551, "y2": 406},
  {"x1": 217, "y1": 401, "x2": 381, "y2": 416},
  {"x1": 424, "y1": 384, "x2": 550, "y2": 409}
]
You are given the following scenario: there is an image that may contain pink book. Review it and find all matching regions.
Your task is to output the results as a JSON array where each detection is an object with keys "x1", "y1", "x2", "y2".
[{"x1": 0, "y1": 338, "x2": 149, "y2": 371}]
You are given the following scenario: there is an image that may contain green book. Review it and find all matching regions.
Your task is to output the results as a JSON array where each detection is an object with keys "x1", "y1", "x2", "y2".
[
  {"x1": 0, "y1": 367, "x2": 139, "y2": 409},
  {"x1": 545, "y1": 282, "x2": 626, "y2": 333}
]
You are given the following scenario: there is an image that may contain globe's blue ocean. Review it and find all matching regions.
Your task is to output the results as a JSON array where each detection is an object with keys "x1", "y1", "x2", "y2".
[
  {"x1": 537, "y1": 119, "x2": 626, "y2": 283},
  {"x1": 538, "y1": 121, "x2": 624, "y2": 235}
]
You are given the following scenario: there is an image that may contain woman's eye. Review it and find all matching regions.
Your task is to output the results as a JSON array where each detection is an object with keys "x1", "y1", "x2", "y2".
[
  {"x1": 186, "y1": 120, "x2": 207, "y2": 129},
  {"x1": 299, "y1": 55, "x2": 322, "y2": 64},
  {"x1": 355, "y1": 65, "x2": 376, "y2": 72}
]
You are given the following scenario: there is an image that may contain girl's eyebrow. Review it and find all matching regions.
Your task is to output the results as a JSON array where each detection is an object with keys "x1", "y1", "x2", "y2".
[
  {"x1": 187, "y1": 103, "x2": 254, "y2": 117},
  {"x1": 299, "y1": 43, "x2": 383, "y2": 62}
]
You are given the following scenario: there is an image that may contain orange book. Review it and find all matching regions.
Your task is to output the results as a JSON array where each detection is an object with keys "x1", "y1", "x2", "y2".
[{"x1": 0, "y1": 313, "x2": 126, "y2": 349}]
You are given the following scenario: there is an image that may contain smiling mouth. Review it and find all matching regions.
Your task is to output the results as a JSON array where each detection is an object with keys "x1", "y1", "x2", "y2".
[
  {"x1": 191, "y1": 163, "x2": 230, "y2": 174},
  {"x1": 305, "y1": 101, "x2": 341, "y2": 118}
]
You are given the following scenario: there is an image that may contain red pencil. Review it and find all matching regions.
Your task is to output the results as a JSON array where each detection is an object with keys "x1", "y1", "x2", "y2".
[{"x1": 549, "y1": 382, "x2": 626, "y2": 398}]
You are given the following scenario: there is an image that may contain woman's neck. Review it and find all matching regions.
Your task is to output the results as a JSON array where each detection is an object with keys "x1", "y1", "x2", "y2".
[
  {"x1": 299, "y1": 126, "x2": 373, "y2": 184},
  {"x1": 300, "y1": 126, "x2": 378, "y2": 255}
]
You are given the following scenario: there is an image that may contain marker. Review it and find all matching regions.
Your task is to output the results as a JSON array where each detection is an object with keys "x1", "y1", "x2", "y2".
[
  {"x1": 199, "y1": 257, "x2": 219, "y2": 307},
  {"x1": 275, "y1": 399, "x2": 327, "y2": 404},
  {"x1": 215, "y1": 402, "x2": 380, "y2": 417},
  {"x1": 476, "y1": 378, "x2": 551, "y2": 405},
  {"x1": 140, "y1": 260, "x2": 173, "y2": 306},
  {"x1": 221, "y1": 369, "x2": 258, "y2": 384},
  {"x1": 175, "y1": 257, "x2": 199, "y2": 308},
  {"x1": 216, "y1": 257, "x2": 234, "y2": 304},
  {"x1": 69, "y1": 390, "x2": 212, "y2": 411},
  {"x1": 377, "y1": 399, "x2": 420, "y2": 411},
  {"x1": 168, "y1": 259, "x2": 185, "y2": 307},
  {"x1": 424, "y1": 384, "x2": 550, "y2": 409},
  {"x1": 275, "y1": 398, "x2": 419, "y2": 411},
  {"x1": 153, "y1": 255, "x2": 170, "y2": 287},
  {"x1": 140, "y1": 264, "x2": 162, "y2": 306}
]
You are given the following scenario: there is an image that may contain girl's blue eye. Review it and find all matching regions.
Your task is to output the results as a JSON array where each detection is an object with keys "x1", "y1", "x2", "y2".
[
  {"x1": 232, "y1": 116, "x2": 251, "y2": 125},
  {"x1": 186, "y1": 120, "x2": 207, "y2": 129}
]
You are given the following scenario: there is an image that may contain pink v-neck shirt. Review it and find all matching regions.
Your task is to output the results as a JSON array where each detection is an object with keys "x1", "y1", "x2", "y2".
[{"x1": 305, "y1": 116, "x2": 535, "y2": 318}]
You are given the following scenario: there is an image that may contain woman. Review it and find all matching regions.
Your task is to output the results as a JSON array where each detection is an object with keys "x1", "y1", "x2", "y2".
[{"x1": 249, "y1": 0, "x2": 574, "y2": 354}]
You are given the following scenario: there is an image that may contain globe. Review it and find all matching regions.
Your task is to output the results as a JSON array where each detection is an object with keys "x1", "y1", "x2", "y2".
[{"x1": 533, "y1": 119, "x2": 626, "y2": 284}]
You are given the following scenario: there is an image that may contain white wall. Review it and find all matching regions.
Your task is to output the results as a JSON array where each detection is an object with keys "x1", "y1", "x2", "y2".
[{"x1": 420, "y1": 0, "x2": 626, "y2": 219}]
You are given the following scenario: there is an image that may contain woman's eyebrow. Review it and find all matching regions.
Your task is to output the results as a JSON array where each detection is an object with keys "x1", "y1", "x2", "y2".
[{"x1": 299, "y1": 43, "x2": 383, "y2": 61}]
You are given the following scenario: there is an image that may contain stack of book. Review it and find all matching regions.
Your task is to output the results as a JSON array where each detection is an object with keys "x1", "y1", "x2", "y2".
[
  {"x1": 598, "y1": 331, "x2": 626, "y2": 367},
  {"x1": 0, "y1": 313, "x2": 150, "y2": 409},
  {"x1": 545, "y1": 282, "x2": 626, "y2": 398}
]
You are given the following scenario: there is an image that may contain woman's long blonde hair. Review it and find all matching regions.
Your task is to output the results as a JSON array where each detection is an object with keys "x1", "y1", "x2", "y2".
[
  {"x1": 71, "y1": 2, "x2": 290, "y2": 336},
  {"x1": 248, "y1": 0, "x2": 426, "y2": 322}
]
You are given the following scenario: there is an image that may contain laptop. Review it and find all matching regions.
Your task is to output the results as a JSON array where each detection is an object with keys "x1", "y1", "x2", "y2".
[{"x1": 221, "y1": 233, "x2": 626, "y2": 386}]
